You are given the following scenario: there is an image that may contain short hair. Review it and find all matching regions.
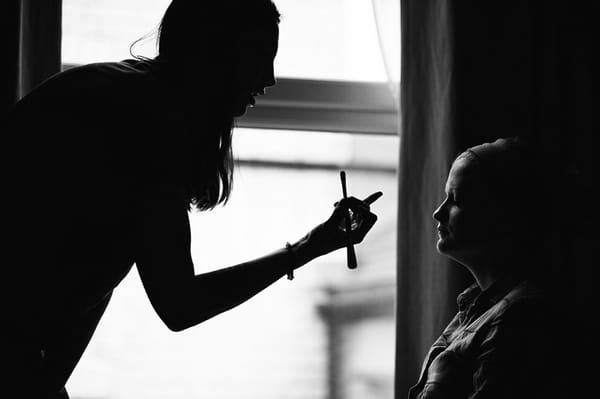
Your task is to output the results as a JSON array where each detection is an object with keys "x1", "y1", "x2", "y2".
[{"x1": 455, "y1": 136, "x2": 548, "y2": 241}]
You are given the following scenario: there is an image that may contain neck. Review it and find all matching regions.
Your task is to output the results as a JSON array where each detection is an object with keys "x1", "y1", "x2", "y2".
[
  {"x1": 468, "y1": 265, "x2": 506, "y2": 291},
  {"x1": 454, "y1": 245, "x2": 532, "y2": 291}
]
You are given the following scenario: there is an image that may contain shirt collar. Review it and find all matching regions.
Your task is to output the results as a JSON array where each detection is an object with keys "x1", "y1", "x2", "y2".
[
  {"x1": 480, "y1": 272, "x2": 525, "y2": 304},
  {"x1": 456, "y1": 272, "x2": 525, "y2": 322},
  {"x1": 456, "y1": 283, "x2": 481, "y2": 313}
]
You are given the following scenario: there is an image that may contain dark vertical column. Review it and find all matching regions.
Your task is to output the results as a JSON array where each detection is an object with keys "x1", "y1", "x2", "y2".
[
  {"x1": 398, "y1": 0, "x2": 598, "y2": 397},
  {"x1": 19, "y1": 0, "x2": 62, "y2": 98},
  {"x1": 1, "y1": 0, "x2": 22, "y2": 118},
  {"x1": 396, "y1": 0, "x2": 468, "y2": 397}
]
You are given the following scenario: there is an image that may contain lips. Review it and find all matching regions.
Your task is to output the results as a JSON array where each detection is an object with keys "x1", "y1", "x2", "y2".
[{"x1": 437, "y1": 226, "x2": 449, "y2": 236}]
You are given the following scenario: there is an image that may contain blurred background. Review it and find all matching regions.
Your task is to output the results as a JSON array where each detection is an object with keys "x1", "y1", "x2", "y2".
[{"x1": 62, "y1": 1, "x2": 400, "y2": 398}]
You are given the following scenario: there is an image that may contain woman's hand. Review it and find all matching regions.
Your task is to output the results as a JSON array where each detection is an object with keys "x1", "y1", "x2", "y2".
[{"x1": 299, "y1": 192, "x2": 383, "y2": 260}]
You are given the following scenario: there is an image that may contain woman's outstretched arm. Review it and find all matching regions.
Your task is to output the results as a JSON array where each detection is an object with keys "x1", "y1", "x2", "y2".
[{"x1": 134, "y1": 184, "x2": 380, "y2": 332}]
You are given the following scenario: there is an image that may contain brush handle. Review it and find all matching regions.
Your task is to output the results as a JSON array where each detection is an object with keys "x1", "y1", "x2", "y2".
[{"x1": 340, "y1": 171, "x2": 357, "y2": 269}]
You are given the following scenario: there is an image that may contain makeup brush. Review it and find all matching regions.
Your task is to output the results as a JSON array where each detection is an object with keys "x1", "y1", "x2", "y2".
[{"x1": 340, "y1": 170, "x2": 357, "y2": 269}]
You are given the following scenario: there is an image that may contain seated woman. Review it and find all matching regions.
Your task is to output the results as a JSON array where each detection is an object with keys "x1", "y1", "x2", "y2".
[
  {"x1": 410, "y1": 137, "x2": 564, "y2": 398},
  {"x1": 2, "y1": 0, "x2": 381, "y2": 397}
]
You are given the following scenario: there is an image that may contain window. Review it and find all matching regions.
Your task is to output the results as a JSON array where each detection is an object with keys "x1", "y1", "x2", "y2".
[
  {"x1": 62, "y1": 0, "x2": 399, "y2": 135},
  {"x1": 61, "y1": 0, "x2": 387, "y2": 82},
  {"x1": 62, "y1": 1, "x2": 398, "y2": 399}
]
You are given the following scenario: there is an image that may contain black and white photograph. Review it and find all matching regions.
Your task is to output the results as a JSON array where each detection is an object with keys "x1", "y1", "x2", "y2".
[{"x1": 2, "y1": 1, "x2": 595, "y2": 398}]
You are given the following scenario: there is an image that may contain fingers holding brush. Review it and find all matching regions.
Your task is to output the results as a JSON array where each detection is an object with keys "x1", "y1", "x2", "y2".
[
  {"x1": 300, "y1": 174, "x2": 382, "y2": 261},
  {"x1": 333, "y1": 191, "x2": 383, "y2": 209},
  {"x1": 363, "y1": 191, "x2": 383, "y2": 206},
  {"x1": 338, "y1": 171, "x2": 383, "y2": 268},
  {"x1": 332, "y1": 200, "x2": 379, "y2": 243}
]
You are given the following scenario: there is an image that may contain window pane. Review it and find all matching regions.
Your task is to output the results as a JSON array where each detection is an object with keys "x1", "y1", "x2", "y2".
[
  {"x1": 234, "y1": 128, "x2": 399, "y2": 170},
  {"x1": 62, "y1": 0, "x2": 388, "y2": 82},
  {"x1": 274, "y1": 0, "x2": 387, "y2": 81},
  {"x1": 62, "y1": 0, "x2": 169, "y2": 64}
]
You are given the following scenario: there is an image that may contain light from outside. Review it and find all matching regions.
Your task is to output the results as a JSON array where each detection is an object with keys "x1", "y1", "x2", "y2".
[
  {"x1": 67, "y1": 162, "x2": 398, "y2": 399},
  {"x1": 233, "y1": 128, "x2": 398, "y2": 170},
  {"x1": 62, "y1": 0, "x2": 388, "y2": 82}
]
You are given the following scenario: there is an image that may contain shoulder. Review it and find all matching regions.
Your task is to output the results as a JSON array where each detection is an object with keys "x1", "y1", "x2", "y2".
[
  {"x1": 63, "y1": 59, "x2": 159, "y2": 93},
  {"x1": 53, "y1": 59, "x2": 157, "y2": 88},
  {"x1": 12, "y1": 60, "x2": 158, "y2": 114},
  {"x1": 491, "y1": 280, "x2": 555, "y2": 327}
]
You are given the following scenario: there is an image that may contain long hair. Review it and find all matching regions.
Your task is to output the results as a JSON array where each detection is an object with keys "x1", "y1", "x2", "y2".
[{"x1": 155, "y1": 0, "x2": 280, "y2": 211}]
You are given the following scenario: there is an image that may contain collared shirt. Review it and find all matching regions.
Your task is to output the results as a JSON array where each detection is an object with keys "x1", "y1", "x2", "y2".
[{"x1": 408, "y1": 275, "x2": 562, "y2": 399}]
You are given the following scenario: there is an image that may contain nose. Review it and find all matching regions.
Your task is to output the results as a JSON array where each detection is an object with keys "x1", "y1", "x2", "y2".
[
  {"x1": 255, "y1": 75, "x2": 276, "y2": 96},
  {"x1": 263, "y1": 64, "x2": 276, "y2": 90},
  {"x1": 261, "y1": 78, "x2": 276, "y2": 93},
  {"x1": 266, "y1": 75, "x2": 276, "y2": 87},
  {"x1": 256, "y1": 77, "x2": 275, "y2": 96},
  {"x1": 432, "y1": 201, "x2": 446, "y2": 222}
]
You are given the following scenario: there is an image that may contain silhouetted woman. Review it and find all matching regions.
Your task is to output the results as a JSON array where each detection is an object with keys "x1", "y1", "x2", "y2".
[
  {"x1": 3, "y1": 1, "x2": 381, "y2": 397},
  {"x1": 409, "y1": 137, "x2": 563, "y2": 398}
]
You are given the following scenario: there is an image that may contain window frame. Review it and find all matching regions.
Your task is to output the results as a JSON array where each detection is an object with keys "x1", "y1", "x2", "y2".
[
  {"x1": 239, "y1": 78, "x2": 399, "y2": 136},
  {"x1": 62, "y1": 61, "x2": 398, "y2": 137}
]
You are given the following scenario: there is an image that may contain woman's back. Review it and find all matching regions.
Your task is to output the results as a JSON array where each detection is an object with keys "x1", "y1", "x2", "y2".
[{"x1": 3, "y1": 60, "x2": 185, "y2": 340}]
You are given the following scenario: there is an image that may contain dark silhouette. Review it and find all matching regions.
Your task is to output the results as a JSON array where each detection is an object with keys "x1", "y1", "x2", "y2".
[
  {"x1": 2, "y1": 1, "x2": 382, "y2": 397},
  {"x1": 409, "y1": 137, "x2": 563, "y2": 398}
]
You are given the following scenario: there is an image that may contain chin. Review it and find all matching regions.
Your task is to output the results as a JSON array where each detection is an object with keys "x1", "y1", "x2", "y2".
[
  {"x1": 436, "y1": 242, "x2": 449, "y2": 256},
  {"x1": 233, "y1": 109, "x2": 246, "y2": 117},
  {"x1": 436, "y1": 237, "x2": 457, "y2": 257},
  {"x1": 232, "y1": 103, "x2": 250, "y2": 117},
  {"x1": 436, "y1": 236, "x2": 448, "y2": 252},
  {"x1": 436, "y1": 240, "x2": 444, "y2": 254}
]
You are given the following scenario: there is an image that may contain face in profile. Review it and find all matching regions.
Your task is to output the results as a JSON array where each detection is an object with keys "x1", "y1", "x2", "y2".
[
  {"x1": 230, "y1": 25, "x2": 279, "y2": 117},
  {"x1": 432, "y1": 155, "x2": 503, "y2": 264}
]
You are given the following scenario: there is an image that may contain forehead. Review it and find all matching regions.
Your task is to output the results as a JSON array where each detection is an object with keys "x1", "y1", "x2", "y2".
[
  {"x1": 242, "y1": 23, "x2": 279, "y2": 43},
  {"x1": 239, "y1": 24, "x2": 279, "y2": 54},
  {"x1": 446, "y1": 156, "x2": 480, "y2": 192}
]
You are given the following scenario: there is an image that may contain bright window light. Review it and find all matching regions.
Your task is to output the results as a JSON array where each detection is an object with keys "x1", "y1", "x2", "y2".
[
  {"x1": 61, "y1": 0, "x2": 168, "y2": 65},
  {"x1": 62, "y1": 0, "x2": 387, "y2": 82},
  {"x1": 234, "y1": 128, "x2": 398, "y2": 170},
  {"x1": 273, "y1": 0, "x2": 387, "y2": 81},
  {"x1": 67, "y1": 163, "x2": 397, "y2": 399}
]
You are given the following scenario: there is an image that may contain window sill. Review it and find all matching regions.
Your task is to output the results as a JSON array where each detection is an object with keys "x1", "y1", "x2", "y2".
[
  {"x1": 62, "y1": 63, "x2": 399, "y2": 135},
  {"x1": 240, "y1": 78, "x2": 399, "y2": 135}
]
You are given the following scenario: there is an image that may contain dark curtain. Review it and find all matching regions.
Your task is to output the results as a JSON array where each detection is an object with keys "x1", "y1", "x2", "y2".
[
  {"x1": 1, "y1": 0, "x2": 22, "y2": 115},
  {"x1": 397, "y1": 0, "x2": 597, "y2": 397},
  {"x1": 396, "y1": 1, "x2": 469, "y2": 396},
  {"x1": 1, "y1": 0, "x2": 62, "y2": 118}
]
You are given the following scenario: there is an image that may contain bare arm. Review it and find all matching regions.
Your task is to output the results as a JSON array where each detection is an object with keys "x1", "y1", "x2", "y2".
[{"x1": 134, "y1": 184, "x2": 380, "y2": 332}]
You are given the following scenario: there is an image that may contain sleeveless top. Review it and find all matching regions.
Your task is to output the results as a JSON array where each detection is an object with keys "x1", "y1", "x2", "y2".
[{"x1": 3, "y1": 59, "x2": 189, "y2": 344}]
